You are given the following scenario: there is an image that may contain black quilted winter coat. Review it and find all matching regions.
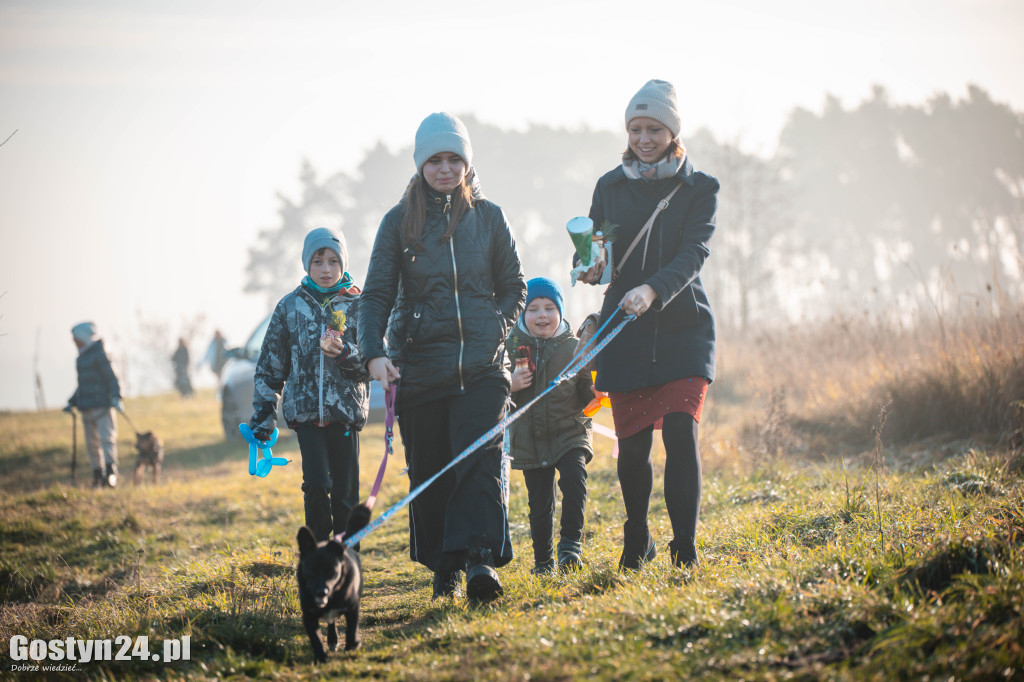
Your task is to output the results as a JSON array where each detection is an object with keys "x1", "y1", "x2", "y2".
[{"x1": 358, "y1": 183, "x2": 526, "y2": 412}]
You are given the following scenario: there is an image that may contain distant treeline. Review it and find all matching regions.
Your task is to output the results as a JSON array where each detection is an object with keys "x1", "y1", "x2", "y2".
[{"x1": 247, "y1": 85, "x2": 1024, "y2": 329}]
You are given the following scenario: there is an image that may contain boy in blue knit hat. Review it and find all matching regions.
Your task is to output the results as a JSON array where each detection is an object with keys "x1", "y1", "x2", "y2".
[
  {"x1": 247, "y1": 227, "x2": 371, "y2": 541},
  {"x1": 505, "y1": 277, "x2": 594, "y2": 573}
]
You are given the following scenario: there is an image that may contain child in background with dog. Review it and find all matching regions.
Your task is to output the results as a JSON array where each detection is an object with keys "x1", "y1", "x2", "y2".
[
  {"x1": 248, "y1": 227, "x2": 371, "y2": 542},
  {"x1": 64, "y1": 321, "x2": 124, "y2": 488},
  {"x1": 506, "y1": 277, "x2": 594, "y2": 573}
]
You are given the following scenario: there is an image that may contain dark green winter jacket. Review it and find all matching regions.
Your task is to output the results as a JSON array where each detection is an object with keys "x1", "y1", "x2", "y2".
[{"x1": 506, "y1": 320, "x2": 594, "y2": 470}]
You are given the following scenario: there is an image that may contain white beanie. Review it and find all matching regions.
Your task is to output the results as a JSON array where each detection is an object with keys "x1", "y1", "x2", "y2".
[
  {"x1": 413, "y1": 112, "x2": 473, "y2": 173},
  {"x1": 625, "y1": 79, "x2": 682, "y2": 138}
]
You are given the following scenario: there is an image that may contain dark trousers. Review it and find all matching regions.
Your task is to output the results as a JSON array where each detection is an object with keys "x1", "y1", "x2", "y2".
[
  {"x1": 294, "y1": 422, "x2": 360, "y2": 542},
  {"x1": 397, "y1": 384, "x2": 512, "y2": 573},
  {"x1": 616, "y1": 412, "x2": 701, "y2": 545},
  {"x1": 522, "y1": 447, "x2": 588, "y2": 565}
]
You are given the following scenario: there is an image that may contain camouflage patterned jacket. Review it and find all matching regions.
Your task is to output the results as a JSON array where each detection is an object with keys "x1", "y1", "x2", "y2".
[{"x1": 249, "y1": 284, "x2": 371, "y2": 434}]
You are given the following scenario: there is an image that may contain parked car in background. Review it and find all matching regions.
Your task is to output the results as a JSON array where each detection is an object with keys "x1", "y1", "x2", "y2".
[{"x1": 219, "y1": 314, "x2": 385, "y2": 439}]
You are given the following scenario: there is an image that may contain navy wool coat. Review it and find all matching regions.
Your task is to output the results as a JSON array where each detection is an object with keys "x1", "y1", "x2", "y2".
[{"x1": 588, "y1": 156, "x2": 719, "y2": 393}]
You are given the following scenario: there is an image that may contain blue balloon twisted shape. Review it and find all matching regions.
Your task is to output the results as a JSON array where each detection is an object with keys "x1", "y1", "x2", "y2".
[
  {"x1": 238, "y1": 424, "x2": 288, "y2": 477},
  {"x1": 342, "y1": 309, "x2": 634, "y2": 548}
]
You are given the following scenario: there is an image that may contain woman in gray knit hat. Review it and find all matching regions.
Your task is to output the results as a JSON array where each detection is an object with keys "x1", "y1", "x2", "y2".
[
  {"x1": 358, "y1": 112, "x2": 526, "y2": 602},
  {"x1": 579, "y1": 79, "x2": 720, "y2": 571}
]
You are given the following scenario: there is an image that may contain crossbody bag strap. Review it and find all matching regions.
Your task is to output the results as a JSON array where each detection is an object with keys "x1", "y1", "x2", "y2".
[{"x1": 612, "y1": 181, "x2": 684, "y2": 281}]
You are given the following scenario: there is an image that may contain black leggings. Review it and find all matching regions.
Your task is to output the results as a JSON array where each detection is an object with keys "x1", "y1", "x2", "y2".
[{"x1": 616, "y1": 412, "x2": 701, "y2": 543}]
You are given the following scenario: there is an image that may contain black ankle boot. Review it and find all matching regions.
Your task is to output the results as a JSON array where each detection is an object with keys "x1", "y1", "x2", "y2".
[
  {"x1": 668, "y1": 538, "x2": 698, "y2": 568},
  {"x1": 432, "y1": 570, "x2": 463, "y2": 599},
  {"x1": 92, "y1": 469, "x2": 104, "y2": 488},
  {"x1": 618, "y1": 522, "x2": 656, "y2": 571},
  {"x1": 466, "y1": 546, "x2": 502, "y2": 603}
]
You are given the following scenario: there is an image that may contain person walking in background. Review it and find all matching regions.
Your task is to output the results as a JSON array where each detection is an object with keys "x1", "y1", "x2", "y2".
[
  {"x1": 506, "y1": 277, "x2": 593, "y2": 575},
  {"x1": 64, "y1": 321, "x2": 123, "y2": 488},
  {"x1": 172, "y1": 338, "x2": 194, "y2": 398},
  {"x1": 202, "y1": 329, "x2": 229, "y2": 379},
  {"x1": 248, "y1": 227, "x2": 371, "y2": 542},
  {"x1": 358, "y1": 112, "x2": 526, "y2": 602},
  {"x1": 578, "y1": 79, "x2": 720, "y2": 570}
]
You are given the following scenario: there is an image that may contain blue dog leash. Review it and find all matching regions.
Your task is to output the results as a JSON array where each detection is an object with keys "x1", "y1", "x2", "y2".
[{"x1": 342, "y1": 308, "x2": 635, "y2": 548}]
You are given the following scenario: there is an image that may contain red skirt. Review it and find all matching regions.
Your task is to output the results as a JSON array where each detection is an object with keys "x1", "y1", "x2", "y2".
[{"x1": 609, "y1": 376, "x2": 709, "y2": 438}]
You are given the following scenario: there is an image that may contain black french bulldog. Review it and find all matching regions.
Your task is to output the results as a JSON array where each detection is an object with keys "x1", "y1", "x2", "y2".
[{"x1": 296, "y1": 503, "x2": 371, "y2": 663}]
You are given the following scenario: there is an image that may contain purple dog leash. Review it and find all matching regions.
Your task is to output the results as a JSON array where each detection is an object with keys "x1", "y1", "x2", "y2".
[
  {"x1": 334, "y1": 385, "x2": 395, "y2": 544},
  {"x1": 366, "y1": 385, "x2": 396, "y2": 509}
]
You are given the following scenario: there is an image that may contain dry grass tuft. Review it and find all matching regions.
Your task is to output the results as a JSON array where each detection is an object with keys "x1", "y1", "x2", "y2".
[{"x1": 717, "y1": 307, "x2": 1024, "y2": 459}]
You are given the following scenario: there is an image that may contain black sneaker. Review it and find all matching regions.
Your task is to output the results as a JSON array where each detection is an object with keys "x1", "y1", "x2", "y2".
[
  {"x1": 432, "y1": 570, "x2": 462, "y2": 600},
  {"x1": 558, "y1": 551, "x2": 583, "y2": 571},
  {"x1": 530, "y1": 561, "x2": 555, "y2": 576},
  {"x1": 466, "y1": 547, "x2": 503, "y2": 603}
]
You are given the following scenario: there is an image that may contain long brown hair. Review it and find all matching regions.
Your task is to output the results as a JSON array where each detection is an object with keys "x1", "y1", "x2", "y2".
[
  {"x1": 622, "y1": 139, "x2": 687, "y2": 164},
  {"x1": 399, "y1": 169, "x2": 476, "y2": 245}
]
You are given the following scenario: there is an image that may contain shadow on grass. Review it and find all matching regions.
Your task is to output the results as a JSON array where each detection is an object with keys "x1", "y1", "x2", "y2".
[
  {"x1": 167, "y1": 434, "x2": 298, "y2": 473},
  {"x1": 0, "y1": 446, "x2": 81, "y2": 494},
  {"x1": 0, "y1": 435, "x2": 299, "y2": 495}
]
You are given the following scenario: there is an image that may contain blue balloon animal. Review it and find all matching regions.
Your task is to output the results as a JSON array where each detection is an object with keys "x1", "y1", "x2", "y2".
[{"x1": 238, "y1": 424, "x2": 289, "y2": 477}]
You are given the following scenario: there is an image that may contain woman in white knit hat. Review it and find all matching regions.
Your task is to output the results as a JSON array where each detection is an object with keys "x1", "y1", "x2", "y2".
[
  {"x1": 579, "y1": 79, "x2": 720, "y2": 570},
  {"x1": 358, "y1": 112, "x2": 526, "y2": 602}
]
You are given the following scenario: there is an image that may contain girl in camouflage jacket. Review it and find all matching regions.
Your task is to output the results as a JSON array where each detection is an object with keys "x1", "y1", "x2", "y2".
[{"x1": 248, "y1": 227, "x2": 371, "y2": 541}]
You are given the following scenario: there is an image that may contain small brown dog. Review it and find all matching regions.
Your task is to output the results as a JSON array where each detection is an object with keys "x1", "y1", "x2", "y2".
[{"x1": 133, "y1": 431, "x2": 164, "y2": 485}]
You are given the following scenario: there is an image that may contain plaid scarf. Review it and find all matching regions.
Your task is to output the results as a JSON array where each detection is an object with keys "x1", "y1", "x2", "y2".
[{"x1": 622, "y1": 153, "x2": 685, "y2": 181}]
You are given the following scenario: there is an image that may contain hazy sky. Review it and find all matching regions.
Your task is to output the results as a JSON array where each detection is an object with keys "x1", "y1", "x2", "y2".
[{"x1": 2, "y1": 0, "x2": 1022, "y2": 410}]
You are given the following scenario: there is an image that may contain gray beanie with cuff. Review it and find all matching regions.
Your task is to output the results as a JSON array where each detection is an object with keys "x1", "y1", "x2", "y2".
[
  {"x1": 625, "y1": 79, "x2": 682, "y2": 138},
  {"x1": 302, "y1": 227, "x2": 348, "y2": 274},
  {"x1": 413, "y1": 112, "x2": 473, "y2": 173}
]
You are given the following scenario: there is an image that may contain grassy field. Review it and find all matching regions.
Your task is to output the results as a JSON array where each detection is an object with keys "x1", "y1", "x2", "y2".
[{"x1": 1, "y1": 310, "x2": 1023, "y2": 680}]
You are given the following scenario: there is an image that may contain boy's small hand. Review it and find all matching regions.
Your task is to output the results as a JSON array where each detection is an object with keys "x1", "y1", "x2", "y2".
[
  {"x1": 319, "y1": 336, "x2": 344, "y2": 358},
  {"x1": 511, "y1": 367, "x2": 534, "y2": 392}
]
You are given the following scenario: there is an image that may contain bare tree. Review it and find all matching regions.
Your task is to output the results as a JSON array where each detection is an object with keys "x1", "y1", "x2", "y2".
[{"x1": 691, "y1": 132, "x2": 797, "y2": 329}]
